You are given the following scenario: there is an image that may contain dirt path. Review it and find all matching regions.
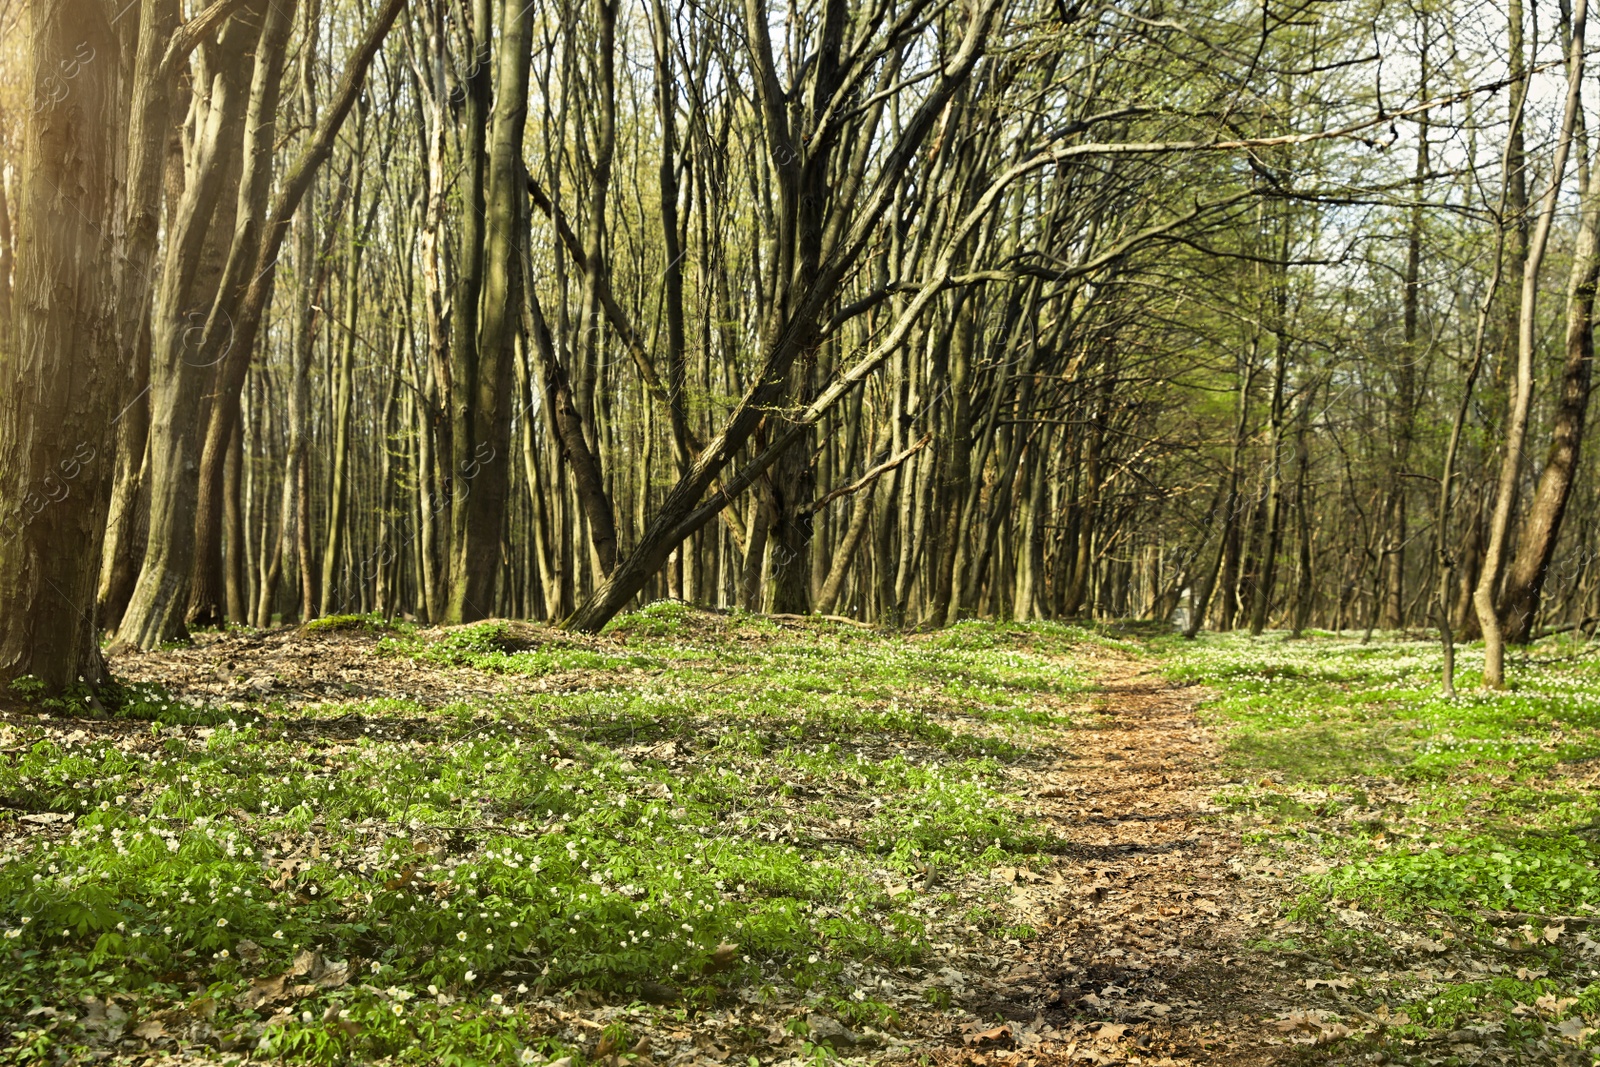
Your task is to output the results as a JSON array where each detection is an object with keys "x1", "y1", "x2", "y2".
[{"x1": 946, "y1": 650, "x2": 1336, "y2": 1066}]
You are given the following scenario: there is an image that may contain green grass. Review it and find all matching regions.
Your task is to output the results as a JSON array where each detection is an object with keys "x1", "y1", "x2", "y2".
[
  {"x1": 1160, "y1": 630, "x2": 1600, "y2": 1060},
  {"x1": 301, "y1": 612, "x2": 406, "y2": 635},
  {"x1": 0, "y1": 610, "x2": 1102, "y2": 1065}
]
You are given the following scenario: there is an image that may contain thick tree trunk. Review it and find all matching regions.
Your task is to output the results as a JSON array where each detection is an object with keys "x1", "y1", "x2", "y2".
[
  {"x1": 768, "y1": 404, "x2": 817, "y2": 614},
  {"x1": 115, "y1": 8, "x2": 259, "y2": 647},
  {"x1": 0, "y1": 156, "x2": 11, "y2": 323},
  {"x1": 0, "y1": 0, "x2": 122, "y2": 692},
  {"x1": 443, "y1": 0, "x2": 493, "y2": 619},
  {"x1": 448, "y1": 0, "x2": 537, "y2": 622},
  {"x1": 97, "y1": 0, "x2": 182, "y2": 632}
]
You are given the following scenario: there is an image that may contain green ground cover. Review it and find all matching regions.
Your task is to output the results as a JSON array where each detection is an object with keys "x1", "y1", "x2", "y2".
[
  {"x1": 1162, "y1": 630, "x2": 1600, "y2": 1062},
  {"x1": 0, "y1": 610, "x2": 1104, "y2": 1066}
]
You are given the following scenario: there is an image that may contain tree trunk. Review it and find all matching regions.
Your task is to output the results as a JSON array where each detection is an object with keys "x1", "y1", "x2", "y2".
[
  {"x1": 0, "y1": 0, "x2": 122, "y2": 692},
  {"x1": 1476, "y1": 0, "x2": 1585, "y2": 687},
  {"x1": 320, "y1": 105, "x2": 369, "y2": 616},
  {"x1": 1184, "y1": 358, "x2": 1254, "y2": 639},
  {"x1": 448, "y1": 0, "x2": 537, "y2": 622},
  {"x1": 560, "y1": 0, "x2": 1000, "y2": 631},
  {"x1": 115, "y1": 7, "x2": 260, "y2": 647},
  {"x1": 443, "y1": 0, "x2": 494, "y2": 619},
  {"x1": 223, "y1": 413, "x2": 247, "y2": 622},
  {"x1": 1502, "y1": 132, "x2": 1600, "y2": 643},
  {"x1": 97, "y1": 316, "x2": 152, "y2": 631}
]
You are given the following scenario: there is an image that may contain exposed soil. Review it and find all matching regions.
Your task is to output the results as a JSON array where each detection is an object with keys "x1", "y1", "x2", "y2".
[{"x1": 923, "y1": 648, "x2": 1346, "y2": 1067}]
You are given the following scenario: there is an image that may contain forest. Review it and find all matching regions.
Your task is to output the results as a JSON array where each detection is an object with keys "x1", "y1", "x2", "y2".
[
  {"x1": 5, "y1": 0, "x2": 1600, "y2": 1063},
  {"x1": 3, "y1": 0, "x2": 1598, "y2": 683}
]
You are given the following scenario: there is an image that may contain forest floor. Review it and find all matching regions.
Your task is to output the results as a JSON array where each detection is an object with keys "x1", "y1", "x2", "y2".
[{"x1": 0, "y1": 610, "x2": 1596, "y2": 1065}]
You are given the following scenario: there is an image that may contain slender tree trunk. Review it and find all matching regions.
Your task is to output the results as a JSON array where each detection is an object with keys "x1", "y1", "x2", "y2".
[
  {"x1": 1290, "y1": 386, "x2": 1316, "y2": 636},
  {"x1": 520, "y1": 189, "x2": 619, "y2": 578},
  {"x1": 1476, "y1": 0, "x2": 1585, "y2": 688},
  {"x1": 224, "y1": 414, "x2": 247, "y2": 622},
  {"x1": 1184, "y1": 360, "x2": 1254, "y2": 639},
  {"x1": 320, "y1": 107, "x2": 368, "y2": 615},
  {"x1": 98, "y1": 316, "x2": 152, "y2": 630},
  {"x1": 560, "y1": 0, "x2": 1000, "y2": 631},
  {"x1": 1502, "y1": 122, "x2": 1600, "y2": 643},
  {"x1": 1064, "y1": 381, "x2": 1108, "y2": 617}
]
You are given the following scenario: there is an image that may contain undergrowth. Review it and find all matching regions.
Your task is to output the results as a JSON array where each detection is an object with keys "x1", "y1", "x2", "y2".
[
  {"x1": 0, "y1": 610, "x2": 1101, "y2": 1065},
  {"x1": 1162, "y1": 630, "x2": 1600, "y2": 1062}
]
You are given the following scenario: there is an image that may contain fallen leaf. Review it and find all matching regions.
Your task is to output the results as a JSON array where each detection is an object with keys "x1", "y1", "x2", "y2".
[
  {"x1": 1095, "y1": 1022, "x2": 1129, "y2": 1041},
  {"x1": 74, "y1": 996, "x2": 124, "y2": 1045},
  {"x1": 962, "y1": 1023, "x2": 1013, "y2": 1048},
  {"x1": 1535, "y1": 993, "x2": 1578, "y2": 1017},
  {"x1": 19, "y1": 812, "x2": 73, "y2": 825},
  {"x1": 235, "y1": 974, "x2": 288, "y2": 1010},
  {"x1": 384, "y1": 865, "x2": 419, "y2": 891},
  {"x1": 235, "y1": 953, "x2": 351, "y2": 1010},
  {"x1": 1305, "y1": 977, "x2": 1353, "y2": 991},
  {"x1": 705, "y1": 942, "x2": 738, "y2": 974},
  {"x1": 312, "y1": 957, "x2": 351, "y2": 990},
  {"x1": 1557, "y1": 1017, "x2": 1591, "y2": 1041},
  {"x1": 1316, "y1": 1021, "x2": 1354, "y2": 1044}
]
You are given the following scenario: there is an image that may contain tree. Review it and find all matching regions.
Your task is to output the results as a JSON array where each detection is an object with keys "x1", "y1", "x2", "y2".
[
  {"x1": 0, "y1": 0, "x2": 121, "y2": 693},
  {"x1": 1474, "y1": 0, "x2": 1586, "y2": 688}
]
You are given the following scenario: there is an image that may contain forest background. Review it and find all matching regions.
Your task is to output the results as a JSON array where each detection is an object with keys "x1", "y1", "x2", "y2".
[{"x1": 0, "y1": 0, "x2": 1596, "y2": 696}]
